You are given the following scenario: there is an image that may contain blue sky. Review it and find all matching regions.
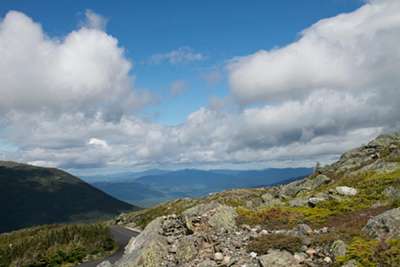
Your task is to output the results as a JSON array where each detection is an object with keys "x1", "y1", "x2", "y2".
[
  {"x1": 0, "y1": 0, "x2": 363, "y2": 125},
  {"x1": 2, "y1": 0, "x2": 399, "y2": 172}
]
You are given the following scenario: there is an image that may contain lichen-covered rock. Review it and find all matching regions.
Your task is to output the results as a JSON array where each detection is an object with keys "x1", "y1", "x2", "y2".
[
  {"x1": 308, "y1": 197, "x2": 325, "y2": 207},
  {"x1": 175, "y1": 235, "x2": 198, "y2": 263},
  {"x1": 183, "y1": 202, "x2": 237, "y2": 233},
  {"x1": 292, "y1": 224, "x2": 313, "y2": 237},
  {"x1": 383, "y1": 186, "x2": 400, "y2": 200},
  {"x1": 289, "y1": 197, "x2": 308, "y2": 207},
  {"x1": 259, "y1": 249, "x2": 301, "y2": 267},
  {"x1": 280, "y1": 174, "x2": 330, "y2": 198},
  {"x1": 336, "y1": 186, "x2": 358, "y2": 196},
  {"x1": 363, "y1": 207, "x2": 400, "y2": 240},
  {"x1": 115, "y1": 217, "x2": 168, "y2": 267},
  {"x1": 331, "y1": 240, "x2": 347, "y2": 258},
  {"x1": 261, "y1": 192, "x2": 283, "y2": 207}
]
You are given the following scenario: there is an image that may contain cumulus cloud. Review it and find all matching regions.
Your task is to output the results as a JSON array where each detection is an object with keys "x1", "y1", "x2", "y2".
[
  {"x1": 0, "y1": 11, "x2": 155, "y2": 120},
  {"x1": 148, "y1": 47, "x2": 205, "y2": 64},
  {"x1": 1, "y1": 2, "x2": 400, "y2": 171},
  {"x1": 228, "y1": 0, "x2": 400, "y2": 103}
]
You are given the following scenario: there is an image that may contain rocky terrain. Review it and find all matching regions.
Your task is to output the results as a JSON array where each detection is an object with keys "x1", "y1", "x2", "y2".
[{"x1": 102, "y1": 133, "x2": 400, "y2": 267}]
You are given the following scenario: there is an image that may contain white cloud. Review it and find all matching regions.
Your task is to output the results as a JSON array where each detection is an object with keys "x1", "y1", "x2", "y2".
[
  {"x1": 228, "y1": 0, "x2": 400, "y2": 104},
  {"x1": 148, "y1": 47, "x2": 205, "y2": 64},
  {"x1": 83, "y1": 9, "x2": 108, "y2": 30},
  {"x1": 0, "y1": 11, "x2": 152, "y2": 120},
  {"x1": 169, "y1": 80, "x2": 187, "y2": 96},
  {"x1": 1, "y1": 3, "x2": 400, "y2": 171}
]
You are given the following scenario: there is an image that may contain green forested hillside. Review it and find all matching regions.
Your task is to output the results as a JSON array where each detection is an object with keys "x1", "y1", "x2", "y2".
[{"x1": 0, "y1": 161, "x2": 139, "y2": 233}]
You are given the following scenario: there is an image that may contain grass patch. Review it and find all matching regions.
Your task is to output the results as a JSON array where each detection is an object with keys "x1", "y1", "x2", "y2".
[
  {"x1": 247, "y1": 234, "x2": 302, "y2": 254},
  {"x1": 0, "y1": 223, "x2": 115, "y2": 267},
  {"x1": 236, "y1": 207, "x2": 303, "y2": 229},
  {"x1": 336, "y1": 237, "x2": 400, "y2": 267}
]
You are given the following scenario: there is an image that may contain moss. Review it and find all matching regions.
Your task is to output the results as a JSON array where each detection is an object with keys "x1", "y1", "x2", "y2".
[{"x1": 247, "y1": 234, "x2": 303, "y2": 254}]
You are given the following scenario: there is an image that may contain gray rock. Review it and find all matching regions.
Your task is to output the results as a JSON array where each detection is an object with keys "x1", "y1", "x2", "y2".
[
  {"x1": 97, "y1": 261, "x2": 112, "y2": 267},
  {"x1": 331, "y1": 240, "x2": 347, "y2": 258},
  {"x1": 176, "y1": 236, "x2": 198, "y2": 263},
  {"x1": 384, "y1": 186, "x2": 400, "y2": 200},
  {"x1": 115, "y1": 217, "x2": 168, "y2": 267},
  {"x1": 214, "y1": 252, "x2": 224, "y2": 261},
  {"x1": 259, "y1": 250, "x2": 301, "y2": 267},
  {"x1": 363, "y1": 207, "x2": 400, "y2": 239},
  {"x1": 293, "y1": 224, "x2": 313, "y2": 236},
  {"x1": 183, "y1": 202, "x2": 237, "y2": 233},
  {"x1": 308, "y1": 197, "x2": 325, "y2": 207},
  {"x1": 289, "y1": 198, "x2": 308, "y2": 207},
  {"x1": 336, "y1": 186, "x2": 358, "y2": 196},
  {"x1": 261, "y1": 192, "x2": 283, "y2": 207},
  {"x1": 280, "y1": 175, "x2": 330, "y2": 198}
]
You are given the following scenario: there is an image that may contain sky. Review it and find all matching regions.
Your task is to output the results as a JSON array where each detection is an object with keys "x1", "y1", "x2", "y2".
[{"x1": 0, "y1": 0, "x2": 399, "y2": 174}]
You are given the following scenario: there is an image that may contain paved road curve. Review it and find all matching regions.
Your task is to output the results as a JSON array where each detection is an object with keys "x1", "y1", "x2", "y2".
[{"x1": 77, "y1": 225, "x2": 139, "y2": 267}]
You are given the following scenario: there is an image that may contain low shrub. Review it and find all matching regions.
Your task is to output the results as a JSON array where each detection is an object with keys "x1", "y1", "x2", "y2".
[
  {"x1": 247, "y1": 234, "x2": 303, "y2": 254},
  {"x1": 0, "y1": 223, "x2": 115, "y2": 267},
  {"x1": 236, "y1": 207, "x2": 303, "y2": 229}
]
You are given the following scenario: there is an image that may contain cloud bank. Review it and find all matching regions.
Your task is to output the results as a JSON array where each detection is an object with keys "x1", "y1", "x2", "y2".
[{"x1": 1, "y1": 1, "x2": 400, "y2": 171}]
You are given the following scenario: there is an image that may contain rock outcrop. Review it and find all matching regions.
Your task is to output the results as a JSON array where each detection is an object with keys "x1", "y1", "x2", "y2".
[{"x1": 363, "y1": 207, "x2": 400, "y2": 240}]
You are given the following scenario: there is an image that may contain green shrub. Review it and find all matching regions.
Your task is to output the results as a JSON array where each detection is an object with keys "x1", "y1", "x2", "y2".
[
  {"x1": 236, "y1": 207, "x2": 303, "y2": 229},
  {"x1": 0, "y1": 223, "x2": 115, "y2": 267},
  {"x1": 247, "y1": 234, "x2": 303, "y2": 254}
]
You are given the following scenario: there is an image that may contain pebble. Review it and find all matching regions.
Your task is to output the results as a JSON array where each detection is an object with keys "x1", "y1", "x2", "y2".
[
  {"x1": 324, "y1": 256, "x2": 332, "y2": 263},
  {"x1": 249, "y1": 251, "x2": 257, "y2": 258},
  {"x1": 214, "y1": 252, "x2": 224, "y2": 261},
  {"x1": 306, "y1": 248, "x2": 317, "y2": 257}
]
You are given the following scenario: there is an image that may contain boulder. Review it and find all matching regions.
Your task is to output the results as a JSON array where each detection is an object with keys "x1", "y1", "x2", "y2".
[
  {"x1": 308, "y1": 197, "x2": 325, "y2": 207},
  {"x1": 383, "y1": 186, "x2": 400, "y2": 200},
  {"x1": 336, "y1": 186, "x2": 358, "y2": 196},
  {"x1": 331, "y1": 240, "x2": 347, "y2": 258},
  {"x1": 259, "y1": 250, "x2": 301, "y2": 267},
  {"x1": 289, "y1": 198, "x2": 308, "y2": 207},
  {"x1": 183, "y1": 202, "x2": 237, "y2": 233},
  {"x1": 292, "y1": 224, "x2": 313, "y2": 236},
  {"x1": 175, "y1": 236, "x2": 198, "y2": 263},
  {"x1": 115, "y1": 217, "x2": 168, "y2": 267},
  {"x1": 362, "y1": 207, "x2": 400, "y2": 239},
  {"x1": 261, "y1": 192, "x2": 284, "y2": 207},
  {"x1": 280, "y1": 175, "x2": 330, "y2": 198}
]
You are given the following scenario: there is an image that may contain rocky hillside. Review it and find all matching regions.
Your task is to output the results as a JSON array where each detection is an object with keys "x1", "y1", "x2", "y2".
[
  {"x1": 104, "y1": 133, "x2": 400, "y2": 267},
  {"x1": 0, "y1": 161, "x2": 139, "y2": 233}
]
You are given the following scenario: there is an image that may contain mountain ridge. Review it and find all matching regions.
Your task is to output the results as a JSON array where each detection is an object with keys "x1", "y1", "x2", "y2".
[{"x1": 0, "y1": 161, "x2": 140, "y2": 233}]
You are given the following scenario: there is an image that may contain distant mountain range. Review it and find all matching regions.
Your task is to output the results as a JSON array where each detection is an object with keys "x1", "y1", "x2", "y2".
[
  {"x1": 0, "y1": 161, "x2": 139, "y2": 233},
  {"x1": 91, "y1": 168, "x2": 312, "y2": 207}
]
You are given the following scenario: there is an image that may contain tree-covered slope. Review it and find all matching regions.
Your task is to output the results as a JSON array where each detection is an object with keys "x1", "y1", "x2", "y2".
[{"x1": 0, "y1": 161, "x2": 139, "y2": 233}]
